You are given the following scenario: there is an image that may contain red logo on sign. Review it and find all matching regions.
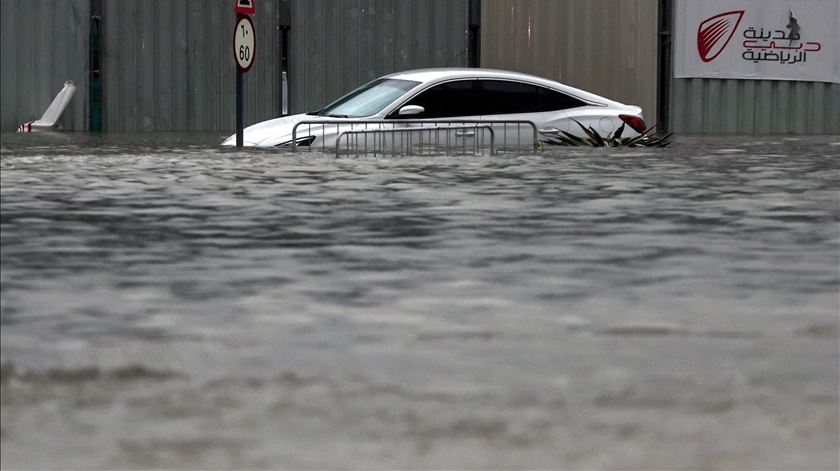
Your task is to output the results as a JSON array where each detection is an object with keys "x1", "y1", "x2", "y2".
[{"x1": 697, "y1": 10, "x2": 744, "y2": 62}]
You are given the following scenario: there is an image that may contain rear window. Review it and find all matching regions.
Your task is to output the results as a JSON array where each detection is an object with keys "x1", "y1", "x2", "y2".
[{"x1": 479, "y1": 80, "x2": 586, "y2": 115}]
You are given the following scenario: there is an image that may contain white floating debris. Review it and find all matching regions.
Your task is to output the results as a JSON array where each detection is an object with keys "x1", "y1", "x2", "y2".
[{"x1": 17, "y1": 80, "x2": 76, "y2": 133}]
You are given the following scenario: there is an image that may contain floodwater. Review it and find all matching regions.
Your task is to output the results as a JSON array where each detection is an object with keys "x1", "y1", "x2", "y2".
[{"x1": 1, "y1": 132, "x2": 838, "y2": 469}]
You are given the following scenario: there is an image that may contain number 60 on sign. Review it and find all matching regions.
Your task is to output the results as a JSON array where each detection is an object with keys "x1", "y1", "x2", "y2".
[{"x1": 233, "y1": 15, "x2": 255, "y2": 72}]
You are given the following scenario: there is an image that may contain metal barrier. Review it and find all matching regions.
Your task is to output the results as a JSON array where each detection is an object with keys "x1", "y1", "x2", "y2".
[
  {"x1": 290, "y1": 119, "x2": 538, "y2": 156},
  {"x1": 335, "y1": 125, "x2": 495, "y2": 157}
]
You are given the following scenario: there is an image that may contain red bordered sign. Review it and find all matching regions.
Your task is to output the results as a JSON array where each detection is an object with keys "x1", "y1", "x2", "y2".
[
  {"x1": 235, "y1": 0, "x2": 255, "y2": 15},
  {"x1": 233, "y1": 15, "x2": 255, "y2": 72}
]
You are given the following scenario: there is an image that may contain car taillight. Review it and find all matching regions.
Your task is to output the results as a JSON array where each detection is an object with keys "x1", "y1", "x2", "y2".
[{"x1": 619, "y1": 114, "x2": 647, "y2": 134}]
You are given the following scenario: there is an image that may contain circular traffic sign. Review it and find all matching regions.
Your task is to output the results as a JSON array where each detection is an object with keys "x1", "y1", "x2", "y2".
[{"x1": 233, "y1": 15, "x2": 255, "y2": 72}]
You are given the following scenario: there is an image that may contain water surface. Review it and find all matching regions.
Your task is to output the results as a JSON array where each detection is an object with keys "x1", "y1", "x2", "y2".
[{"x1": 1, "y1": 133, "x2": 838, "y2": 469}]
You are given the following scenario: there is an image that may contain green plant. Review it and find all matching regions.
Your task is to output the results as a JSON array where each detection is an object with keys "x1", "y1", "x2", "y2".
[{"x1": 540, "y1": 119, "x2": 673, "y2": 147}]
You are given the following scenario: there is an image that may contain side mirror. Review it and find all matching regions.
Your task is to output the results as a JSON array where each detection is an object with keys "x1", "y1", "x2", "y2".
[{"x1": 398, "y1": 105, "x2": 425, "y2": 116}]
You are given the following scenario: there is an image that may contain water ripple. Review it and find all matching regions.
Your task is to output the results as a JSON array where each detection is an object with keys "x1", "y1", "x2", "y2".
[{"x1": 1, "y1": 133, "x2": 838, "y2": 468}]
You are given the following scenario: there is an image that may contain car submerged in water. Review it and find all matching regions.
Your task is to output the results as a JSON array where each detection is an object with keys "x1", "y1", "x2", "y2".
[{"x1": 221, "y1": 68, "x2": 646, "y2": 148}]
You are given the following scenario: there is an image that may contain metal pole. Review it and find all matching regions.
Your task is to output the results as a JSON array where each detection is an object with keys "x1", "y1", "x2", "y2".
[
  {"x1": 657, "y1": 0, "x2": 673, "y2": 133},
  {"x1": 236, "y1": 69, "x2": 244, "y2": 147},
  {"x1": 468, "y1": 0, "x2": 481, "y2": 67},
  {"x1": 279, "y1": 0, "x2": 291, "y2": 116},
  {"x1": 89, "y1": 0, "x2": 103, "y2": 133}
]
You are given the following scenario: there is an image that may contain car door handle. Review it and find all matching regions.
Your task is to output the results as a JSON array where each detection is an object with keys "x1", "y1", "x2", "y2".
[
  {"x1": 539, "y1": 127, "x2": 560, "y2": 135},
  {"x1": 455, "y1": 130, "x2": 475, "y2": 137}
]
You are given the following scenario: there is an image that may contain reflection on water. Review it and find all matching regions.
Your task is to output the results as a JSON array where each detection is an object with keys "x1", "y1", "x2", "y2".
[{"x1": 1, "y1": 132, "x2": 838, "y2": 469}]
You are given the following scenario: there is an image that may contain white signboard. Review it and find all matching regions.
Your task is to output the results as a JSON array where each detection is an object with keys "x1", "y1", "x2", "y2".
[{"x1": 674, "y1": 0, "x2": 840, "y2": 83}]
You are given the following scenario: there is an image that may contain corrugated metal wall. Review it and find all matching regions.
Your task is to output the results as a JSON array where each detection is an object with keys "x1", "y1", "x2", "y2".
[
  {"x1": 0, "y1": 0, "x2": 89, "y2": 132},
  {"x1": 7, "y1": 0, "x2": 833, "y2": 135},
  {"x1": 288, "y1": 0, "x2": 470, "y2": 114},
  {"x1": 670, "y1": 76, "x2": 840, "y2": 135},
  {"x1": 1, "y1": 0, "x2": 470, "y2": 132},
  {"x1": 480, "y1": 0, "x2": 659, "y2": 124},
  {"x1": 101, "y1": 1, "x2": 283, "y2": 132}
]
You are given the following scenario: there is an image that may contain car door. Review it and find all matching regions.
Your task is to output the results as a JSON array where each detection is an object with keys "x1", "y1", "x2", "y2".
[
  {"x1": 476, "y1": 79, "x2": 588, "y2": 149},
  {"x1": 385, "y1": 79, "x2": 490, "y2": 152},
  {"x1": 389, "y1": 79, "x2": 483, "y2": 120}
]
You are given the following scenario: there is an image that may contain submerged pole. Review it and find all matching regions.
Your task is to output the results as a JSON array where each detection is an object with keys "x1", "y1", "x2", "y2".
[{"x1": 236, "y1": 69, "x2": 243, "y2": 147}]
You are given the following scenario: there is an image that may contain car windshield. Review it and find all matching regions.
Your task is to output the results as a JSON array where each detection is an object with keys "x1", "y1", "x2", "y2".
[{"x1": 315, "y1": 78, "x2": 420, "y2": 118}]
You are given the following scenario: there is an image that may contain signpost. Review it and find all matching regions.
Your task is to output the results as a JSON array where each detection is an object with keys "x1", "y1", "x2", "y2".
[
  {"x1": 234, "y1": 15, "x2": 255, "y2": 73},
  {"x1": 233, "y1": 1, "x2": 256, "y2": 146}
]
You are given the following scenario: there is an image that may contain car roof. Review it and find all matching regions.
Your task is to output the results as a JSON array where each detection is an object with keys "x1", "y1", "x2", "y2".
[
  {"x1": 382, "y1": 68, "x2": 614, "y2": 106},
  {"x1": 385, "y1": 67, "x2": 552, "y2": 85}
]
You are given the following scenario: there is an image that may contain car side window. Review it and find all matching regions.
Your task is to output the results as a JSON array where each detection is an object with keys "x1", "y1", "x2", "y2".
[
  {"x1": 479, "y1": 80, "x2": 586, "y2": 115},
  {"x1": 392, "y1": 80, "x2": 482, "y2": 119},
  {"x1": 536, "y1": 85, "x2": 588, "y2": 112}
]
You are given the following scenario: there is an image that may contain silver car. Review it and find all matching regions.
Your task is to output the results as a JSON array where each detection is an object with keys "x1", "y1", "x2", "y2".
[{"x1": 222, "y1": 68, "x2": 646, "y2": 148}]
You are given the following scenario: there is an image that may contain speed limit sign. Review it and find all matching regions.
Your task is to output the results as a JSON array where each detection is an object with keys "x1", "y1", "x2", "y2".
[{"x1": 233, "y1": 15, "x2": 255, "y2": 72}]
